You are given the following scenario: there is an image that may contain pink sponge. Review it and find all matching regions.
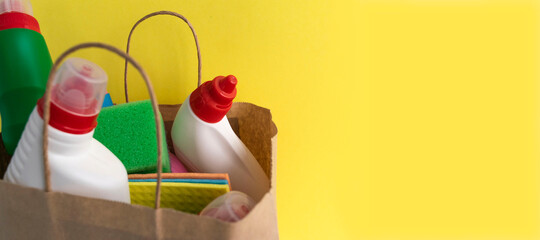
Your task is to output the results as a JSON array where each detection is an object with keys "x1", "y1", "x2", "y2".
[{"x1": 169, "y1": 151, "x2": 187, "y2": 173}]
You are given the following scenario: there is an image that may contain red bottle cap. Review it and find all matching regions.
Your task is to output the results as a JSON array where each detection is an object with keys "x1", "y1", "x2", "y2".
[
  {"x1": 0, "y1": 0, "x2": 39, "y2": 32},
  {"x1": 37, "y1": 98, "x2": 98, "y2": 134},
  {"x1": 190, "y1": 75, "x2": 237, "y2": 123},
  {"x1": 0, "y1": 11, "x2": 39, "y2": 32}
]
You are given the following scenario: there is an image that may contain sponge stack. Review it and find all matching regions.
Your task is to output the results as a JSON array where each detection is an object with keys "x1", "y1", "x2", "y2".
[{"x1": 128, "y1": 173, "x2": 231, "y2": 213}]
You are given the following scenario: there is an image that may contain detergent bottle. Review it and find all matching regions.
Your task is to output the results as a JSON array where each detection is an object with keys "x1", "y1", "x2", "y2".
[
  {"x1": 4, "y1": 58, "x2": 131, "y2": 203},
  {"x1": 171, "y1": 75, "x2": 270, "y2": 201},
  {"x1": 0, "y1": 0, "x2": 53, "y2": 155}
]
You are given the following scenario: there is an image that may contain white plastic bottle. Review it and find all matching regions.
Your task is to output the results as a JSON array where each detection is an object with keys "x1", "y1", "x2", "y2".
[
  {"x1": 171, "y1": 75, "x2": 270, "y2": 201},
  {"x1": 4, "y1": 57, "x2": 131, "y2": 203}
]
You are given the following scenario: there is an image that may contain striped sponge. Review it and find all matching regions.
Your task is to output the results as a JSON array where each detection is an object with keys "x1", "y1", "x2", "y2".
[
  {"x1": 94, "y1": 100, "x2": 170, "y2": 174},
  {"x1": 128, "y1": 173, "x2": 231, "y2": 213}
]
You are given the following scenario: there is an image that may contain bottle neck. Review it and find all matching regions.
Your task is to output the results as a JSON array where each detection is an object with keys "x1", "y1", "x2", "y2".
[
  {"x1": 28, "y1": 108, "x2": 94, "y2": 155},
  {"x1": 46, "y1": 122, "x2": 95, "y2": 155},
  {"x1": 0, "y1": 11, "x2": 40, "y2": 32}
]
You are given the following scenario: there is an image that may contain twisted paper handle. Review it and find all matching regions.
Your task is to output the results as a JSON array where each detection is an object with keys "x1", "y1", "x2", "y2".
[{"x1": 123, "y1": 10, "x2": 202, "y2": 103}]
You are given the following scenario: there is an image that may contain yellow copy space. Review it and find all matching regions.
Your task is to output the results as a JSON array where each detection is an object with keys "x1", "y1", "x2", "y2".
[{"x1": 5, "y1": 0, "x2": 537, "y2": 239}]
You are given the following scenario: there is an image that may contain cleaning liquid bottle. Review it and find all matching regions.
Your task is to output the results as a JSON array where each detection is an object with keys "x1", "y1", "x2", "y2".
[
  {"x1": 171, "y1": 75, "x2": 270, "y2": 201},
  {"x1": 0, "y1": 0, "x2": 53, "y2": 155},
  {"x1": 4, "y1": 57, "x2": 131, "y2": 203}
]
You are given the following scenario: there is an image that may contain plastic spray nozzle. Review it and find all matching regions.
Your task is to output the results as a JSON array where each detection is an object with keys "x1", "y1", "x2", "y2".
[
  {"x1": 0, "y1": 0, "x2": 32, "y2": 15},
  {"x1": 219, "y1": 75, "x2": 237, "y2": 93},
  {"x1": 189, "y1": 75, "x2": 238, "y2": 123},
  {"x1": 210, "y1": 75, "x2": 237, "y2": 105},
  {"x1": 52, "y1": 58, "x2": 108, "y2": 116}
]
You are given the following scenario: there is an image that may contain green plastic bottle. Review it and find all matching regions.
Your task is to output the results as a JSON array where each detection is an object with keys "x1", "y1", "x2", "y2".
[{"x1": 0, "y1": 0, "x2": 52, "y2": 154}]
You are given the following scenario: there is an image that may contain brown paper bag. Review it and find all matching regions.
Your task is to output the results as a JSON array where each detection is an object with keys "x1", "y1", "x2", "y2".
[{"x1": 0, "y1": 42, "x2": 279, "y2": 239}]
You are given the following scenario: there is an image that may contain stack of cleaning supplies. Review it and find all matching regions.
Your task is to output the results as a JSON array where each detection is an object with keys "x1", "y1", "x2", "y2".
[{"x1": 128, "y1": 173, "x2": 231, "y2": 213}]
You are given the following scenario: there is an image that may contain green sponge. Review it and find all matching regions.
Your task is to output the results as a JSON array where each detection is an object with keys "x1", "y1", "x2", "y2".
[{"x1": 94, "y1": 100, "x2": 170, "y2": 174}]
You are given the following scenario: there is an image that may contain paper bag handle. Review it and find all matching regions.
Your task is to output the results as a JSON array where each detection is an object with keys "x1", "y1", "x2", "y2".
[
  {"x1": 123, "y1": 10, "x2": 202, "y2": 103},
  {"x1": 42, "y1": 42, "x2": 165, "y2": 209}
]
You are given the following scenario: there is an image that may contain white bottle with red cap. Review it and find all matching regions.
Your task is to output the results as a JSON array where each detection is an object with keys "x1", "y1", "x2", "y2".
[
  {"x1": 171, "y1": 75, "x2": 270, "y2": 201},
  {"x1": 4, "y1": 57, "x2": 131, "y2": 203}
]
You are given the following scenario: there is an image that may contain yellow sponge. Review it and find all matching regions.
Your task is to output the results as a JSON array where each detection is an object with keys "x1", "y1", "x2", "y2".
[{"x1": 129, "y1": 181, "x2": 230, "y2": 214}]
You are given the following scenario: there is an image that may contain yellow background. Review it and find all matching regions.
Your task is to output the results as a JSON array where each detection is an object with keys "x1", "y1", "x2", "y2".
[{"x1": 18, "y1": 0, "x2": 540, "y2": 239}]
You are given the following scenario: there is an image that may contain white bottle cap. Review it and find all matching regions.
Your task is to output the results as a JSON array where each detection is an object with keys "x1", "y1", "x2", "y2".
[
  {"x1": 52, "y1": 57, "x2": 108, "y2": 117},
  {"x1": 0, "y1": 0, "x2": 33, "y2": 15}
]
